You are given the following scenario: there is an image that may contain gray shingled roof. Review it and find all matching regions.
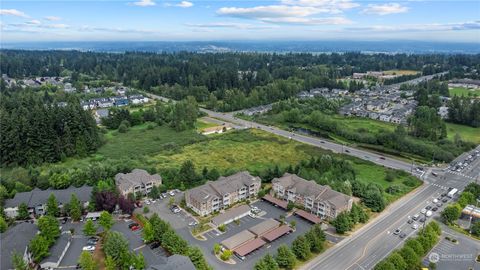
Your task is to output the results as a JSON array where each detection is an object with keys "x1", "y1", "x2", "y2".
[
  {"x1": 115, "y1": 169, "x2": 162, "y2": 192},
  {"x1": 146, "y1": 255, "x2": 195, "y2": 270},
  {"x1": 187, "y1": 171, "x2": 260, "y2": 204},
  {"x1": 41, "y1": 233, "x2": 71, "y2": 266},
  {"x1": 273, "y1": 173, "x2": 352, "y2": 209},
  {"x1": 211, "y1": 204, "x2": 251, "y2": 226},
  {"x1": 4, "y1": 186, "x2": 93, "y2": 208},
  {"x1": 1, "y1": 222, "x2": 39, "y2": 270}
]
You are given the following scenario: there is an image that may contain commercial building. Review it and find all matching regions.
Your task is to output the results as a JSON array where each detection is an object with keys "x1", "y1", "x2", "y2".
[
  {"x1": 3, "y1": 186, "x2": 93, "y2": 218},
  {"x1": 115, "y1": 169, "x2": 162, "y2": 197},
  {"x1": 272, "y1": 173, "x2": 353, "y2": 219},
  {"x1": 185, "y1": 171, "x2": 261, "y2": 216}
]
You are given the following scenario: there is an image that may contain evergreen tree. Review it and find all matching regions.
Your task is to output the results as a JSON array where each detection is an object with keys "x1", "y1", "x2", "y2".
[
  {"x1": 99, "y1": 211, "x2": 114, "y2": 231},
  {"x1": 69, "y1": 194, "x2": 82, "y2": 221},
  {"x1": 46, "y1": 193, "x2": 60, "y2": 217},
  {"x1": 17, "y1": 202, "x2": 29, "y2": 220},
  {"x1": 291, "y1": 236, "x2": 311, "y2": 260},
  {"x1": 83, "y1": 219, "x2": 97, "y2": 237},
  {"x1": 275, "y1": 244, "x2": 296, "y2": 269}
]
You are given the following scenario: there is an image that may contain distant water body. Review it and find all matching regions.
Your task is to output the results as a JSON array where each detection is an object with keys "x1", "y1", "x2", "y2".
[{"x1": 1, "y1": 41, "x2": 479, "y2": 54}]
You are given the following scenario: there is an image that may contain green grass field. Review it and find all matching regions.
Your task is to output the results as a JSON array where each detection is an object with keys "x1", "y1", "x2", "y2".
[
  {"x1": 446, "y1": 123, "x2": 480, "y2": 144},
  {"x1": 98, "y1": 123, "x2": 205, "y2": 159},
  {"x1": 449, "y1": 87, "x2": 480, "y2": 98}
]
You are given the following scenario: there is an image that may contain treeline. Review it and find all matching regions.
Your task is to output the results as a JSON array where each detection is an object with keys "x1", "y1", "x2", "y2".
[
  {"x1": 142, "y1": 214, "x2": 211, "y2": 270},
  {"x1": 264, "y1": 98, "x2": 474, "y2": 162},
  {"x1": 254, "y1": 224, "x2": 326, "y2": 270},
  {"x1": 374, "y1": 222, "x2": 442, "y2": 270},
  {"x1": 384, "y1": 73, "x2": 422, "y2": 85},
  {"x1": 102, "y1": 97, "x2": 199, "y2": 131},
  {"x1": 0, "y1": 91, "x2": 102, "y2": 166},
  {"x1": 2, "y1": 50, "x2": 478, "y2": 111},
  {"x1": 447, "y1": 96, "x2": 480, "y2": 127}
]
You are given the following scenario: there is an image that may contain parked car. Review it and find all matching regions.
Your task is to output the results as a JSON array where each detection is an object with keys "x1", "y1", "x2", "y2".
[
  {"x1": 62, "y1": 217, "x2": 68, "y2": 224},
  {"x1": 407, "y1": 219, "x2": 414, "y2": 224},
  {"x1": 442, "y1": 198, "x2": 448, "y2": 203},
  {"x1": 432, "y1": 207, "x2": 438, "y2": 212},
  {"x1": 131, "y1": 225, "x2": 140, "y2": 231},
  {"x1": 87, "y1": 239, "x2": 98, "y2": 246},
  {"x1": 412, "y1": 223, "x2": 419, "y2": 230},
  {"x1": 425, "y1": 205, "x2": 432, "y2": 210},
  {"x1": 393, "y1": 229, "x2": 401, "y2": 235},
  {"x1": 188, "y1": 221, "x2": 198, "y2": 226},
  {"x1": 128, "y1": 223, "x2": 139, "y2": 229},
  {"x1": 169, "y1": 191, "x2": 175, "y2": 196},
  {"x1": 83, "y1": 246, "x2": 95, "y2": 251},
  {"x1": 420, "y1": 209, "x2": 427, "y2": 214},
  {"x1": 379, "y1": 156, "x2": 386, "y2": 160},
  {"x1": 419, "y1": 217, "x2": 426, "y2": 223},
  {"x1": 173, "y1": 208, "x2": 181, "y2": 214},
  {"x1": 412, "y1": 214, "x2": 420, "y2": 221},
  {"x1": 399, "y1": 233, "x2": 407, "y2": 238},
  {"x1": 433, "y1": 199, "x2": 438, "y2": 203}
]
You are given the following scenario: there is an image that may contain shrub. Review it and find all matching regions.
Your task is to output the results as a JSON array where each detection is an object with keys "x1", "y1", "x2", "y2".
[{"x1": 220, "y1": 250, "x2": 232, "y2": 261}]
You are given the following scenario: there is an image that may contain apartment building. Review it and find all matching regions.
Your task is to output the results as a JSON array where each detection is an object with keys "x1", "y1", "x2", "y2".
[
  {"x1": 272, "y1": 173, "x2": 353, "y2": 219},
  {"x1": 185, "y1": 171, "x2": 261, "y2": 216},
  {"x1": 115, "y1": 169, "x2": 162, "y2": 197}
]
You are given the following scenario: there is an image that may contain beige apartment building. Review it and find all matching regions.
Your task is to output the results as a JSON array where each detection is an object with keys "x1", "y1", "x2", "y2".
[
  {"x1": 185, "y1": 171, "x2": 261, "y2": 216},
  {"x1": 115, "y1": 169, "x2": 162, "y2": 197},
  {"x1": 272, "y1": 173, "x2": 353, "y2": 219}
]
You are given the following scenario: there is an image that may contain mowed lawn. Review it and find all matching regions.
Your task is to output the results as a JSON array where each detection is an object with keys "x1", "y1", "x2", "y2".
[
  {"x1": 446, "y1": 123, "x2": 480, "y2": 144},
  {"x1": 449, "y1": 87, "x2": 480, "y2": 98}
]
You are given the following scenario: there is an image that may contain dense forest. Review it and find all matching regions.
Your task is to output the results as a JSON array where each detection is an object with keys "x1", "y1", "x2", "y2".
[
  {"x1": 0, "y1": 90, "x2": 102, "y2": 166},
  {"x1": 1, "y1": 50, "x2": 479, "y2": 111}
]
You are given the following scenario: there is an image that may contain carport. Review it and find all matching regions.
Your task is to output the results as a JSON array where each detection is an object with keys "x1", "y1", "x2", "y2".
[
  {"x1": 211, "y1": 204, "x2": 251, "y2": 226},
  {"x1": 262, "y1": 225, "x2": 292, "y2": 242},
  {"x1": 262, "y1": 194, "x2": 288, "y2": 210},
  {"x1": 221, "y1": 230, "x2": 256, "y2": 250},
  {"x1": 294, "y1": 209, "x2": 321, "y2": 224},
  {"x1": 248, "y1": 218, "x2": 280, "y2": 237},
  {"x1": 234, "y1": 238, "x2": 266, "y2": 258}
]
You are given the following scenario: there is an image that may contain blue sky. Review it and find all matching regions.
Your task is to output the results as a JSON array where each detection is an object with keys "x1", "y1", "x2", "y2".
[{"x1": 1, "y1": 0, "x2": 479, "y2": 42}]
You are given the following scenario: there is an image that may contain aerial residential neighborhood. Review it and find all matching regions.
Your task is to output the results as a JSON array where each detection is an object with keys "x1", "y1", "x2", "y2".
[{"x1": 1, "y1": 1, "x2": 480, "y2": 270}]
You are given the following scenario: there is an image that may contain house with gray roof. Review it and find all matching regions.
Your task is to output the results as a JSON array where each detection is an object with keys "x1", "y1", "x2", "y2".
[
  {"x1": 115, "y1": 169, "x2": 162, "y2": 197},
  {"x1": 3, "y1": 186, "x2": 93, "y2": 218},
  {"x1": 1, "y1": 222, "x2": 38, "y2": 270},
  {"x1": 272, "y1": 173, "x2": 353, "y2": 219},
  {"x1": 185, "y1": 171, "x2": 261, "y2": 216}
]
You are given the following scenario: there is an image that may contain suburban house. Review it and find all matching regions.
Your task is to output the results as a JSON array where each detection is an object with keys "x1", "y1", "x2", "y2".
[
  {"x1": 129, "y1": 95, "x2": 149, "y2": 104},
  {"x1": 3, "y1": 186, "x2": 93, "y2": 218},
  {"x1": 185, "y1": 171, "x2": 261, "y2": 216},
  {"x1": 115, "y1": 169, "x2": 162, "y2": 197},
  {"x1": 271, "y1": 173, "x2": 353, "y2": 219},
  {"x1": 1, "y1": 222, "x2": 38, "y2": 270}
]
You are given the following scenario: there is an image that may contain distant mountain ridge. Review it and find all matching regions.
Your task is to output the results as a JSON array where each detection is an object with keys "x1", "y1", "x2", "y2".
[{"x1": 1, "y1": 40, "x2": 479, "y2": 54}]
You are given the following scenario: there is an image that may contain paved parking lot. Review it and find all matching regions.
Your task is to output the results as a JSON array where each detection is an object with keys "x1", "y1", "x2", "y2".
[
  {"x1": 146, "y1": 197, "x2": 317, "y2": 270},
  {"x1": 423, "y1": 226, "x2": 480, "y2": 270},
  {"x1": 112, "y1": 220, "x2": 144, "y2": 250}
]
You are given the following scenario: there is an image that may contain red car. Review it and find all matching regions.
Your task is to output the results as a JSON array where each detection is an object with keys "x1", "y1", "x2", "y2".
[{"x1": 131, "y1": 225, "x2": 140, "y2": 231}]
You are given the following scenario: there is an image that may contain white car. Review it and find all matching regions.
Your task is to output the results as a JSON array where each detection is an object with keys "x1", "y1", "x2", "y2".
[
  {"x1": 173, "y1": 208, "x2": 181, "y2": 214},
  {"x1": 426, "y1": 210, "x2": 433, "y2": 217},
  {"x1": 169, "y1": 191, "x2": 175, "y2": 196},
  {"x1": 189, "y1": 221, "x2": 198, "y2": 226},
  {"x1": 83, "y1": 245, "x2": 96, "y2": 251},
  {"x1": 420, "y1": 209, "x2": 427, "y2": 214},
  {"x1": 145, "y1": 200, "x2": 151, "y2": 205},
  {"x1": 433, "y1": 199, "x2": 438, "y2": 203},
  {"x1": 412, "y1": 223, "x2": 419, "y2": 230}
]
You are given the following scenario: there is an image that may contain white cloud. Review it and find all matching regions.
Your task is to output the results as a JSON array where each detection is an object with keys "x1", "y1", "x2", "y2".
[
  {"x1": 186, "y1": 22, "x2": 277, "y2": 29},
  {"x1": 262, "y1": 16, "x2": 352, "y2": 25},
  {"x1": 280, "y1": 0, "x2": 359, "y2": 11},
  {"x1": 44, "y1": 16, "x2": 61, "y2": 21},
  {"x1": 218, "y1": 5, "x2": 327, "y2": 19},
  {"x1": 79, "y1": 25, "x2": 155, "y2": 33},
  {"x1": 177, "y1": 1, "x2": 193, "y2": 8},
  {"x1": 345, "y1": 21, "x2": 480, "y2": 32},
  {"x1": 0, "y1": 9, "x2": 29, "y2": 18},
  {"x1": 131, "y1": 0, "x2": 156, "y2": 7},
  {"x1": 362, "y1": 3, "x2": 409, "y2": 15},
  {"x1": 217, "y1": 0, "x2": 357, "y2": 25},
  {"x1": 26, "y1": 20, "x2": 41, "y2": 25}
]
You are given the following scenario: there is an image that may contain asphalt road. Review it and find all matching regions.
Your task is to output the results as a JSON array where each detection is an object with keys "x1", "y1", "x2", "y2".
[{"x1": 147, "y1": 93, "x2": 479, "y2": 270}]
